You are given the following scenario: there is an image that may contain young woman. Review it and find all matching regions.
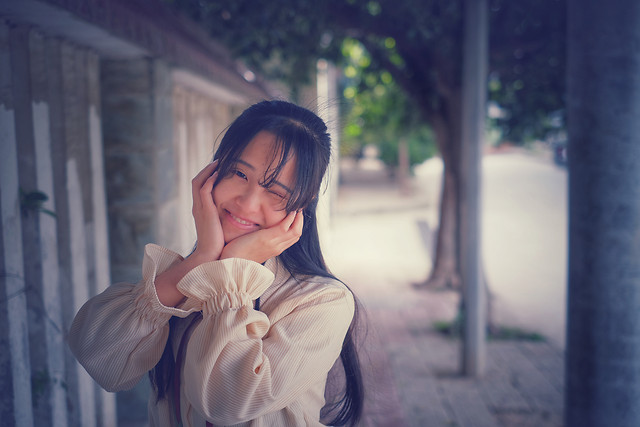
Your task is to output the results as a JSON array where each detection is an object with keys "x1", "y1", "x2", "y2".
[{"x1": 69, "y1": 100, "x2": 364, "y2": 426}]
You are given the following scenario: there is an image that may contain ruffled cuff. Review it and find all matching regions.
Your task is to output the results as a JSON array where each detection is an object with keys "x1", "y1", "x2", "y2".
[
  {"x1": 176, "y1": 258, "x2": 275, "y2": 314},
  {"x1": 135, "y1": 244, "x2": 198, "y2": 322}
]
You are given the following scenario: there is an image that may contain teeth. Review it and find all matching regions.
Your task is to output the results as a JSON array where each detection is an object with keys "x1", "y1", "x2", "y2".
[{"x1": 230, "y1": 212, "x2": 253, "y2": 225}]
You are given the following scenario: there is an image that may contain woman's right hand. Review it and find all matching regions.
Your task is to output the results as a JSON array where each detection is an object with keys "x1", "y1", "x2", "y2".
[
  {"x1": 190, "y1": 161, "x2": 225, "y2": 262},
  {"x1": 154, "y1": 161, "x2": 224, "y2": 307}
]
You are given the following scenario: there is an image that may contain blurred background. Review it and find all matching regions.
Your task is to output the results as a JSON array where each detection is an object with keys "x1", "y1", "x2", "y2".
[{"x1": 1, "y1": 0, "x2": 637, "y2": 426}]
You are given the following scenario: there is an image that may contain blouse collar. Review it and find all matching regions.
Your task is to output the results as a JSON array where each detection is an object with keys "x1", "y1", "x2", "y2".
[{"x1": 261, "y1": 257, "x2": 292, "y2": 301}]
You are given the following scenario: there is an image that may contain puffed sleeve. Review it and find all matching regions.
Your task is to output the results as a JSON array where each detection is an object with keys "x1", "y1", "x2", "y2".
[
  {"x1": 175, "y1": 258, "x2": 354, "y2": 425},
  {"x1": 68, "y1": 244, "x2": 197, "y2": 392}
]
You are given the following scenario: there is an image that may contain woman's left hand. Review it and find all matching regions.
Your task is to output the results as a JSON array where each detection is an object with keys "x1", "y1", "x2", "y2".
[{"x1": 220, "y1": 210, "x2": 304, "y2": 264}]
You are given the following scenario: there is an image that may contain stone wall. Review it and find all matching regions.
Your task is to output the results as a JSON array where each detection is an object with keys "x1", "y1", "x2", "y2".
[{"x1": 0, "y1": 20, "x2": 116, "y2": 427}]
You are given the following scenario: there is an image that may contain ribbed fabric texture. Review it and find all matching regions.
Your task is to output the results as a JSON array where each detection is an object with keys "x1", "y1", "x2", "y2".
[{"x1": 68, "y1": 244, "x2": 354, "y2": 426}]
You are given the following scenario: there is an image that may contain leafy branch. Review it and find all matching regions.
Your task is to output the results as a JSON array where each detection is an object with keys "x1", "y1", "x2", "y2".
[{"x1": 19, "y1": 189, "x2": 56, "y2": 218}]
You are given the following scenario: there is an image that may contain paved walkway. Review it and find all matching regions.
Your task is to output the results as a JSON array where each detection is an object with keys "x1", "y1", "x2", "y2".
[{"x1": 325, "y1": 161, "x2": 564, "y2": 427}]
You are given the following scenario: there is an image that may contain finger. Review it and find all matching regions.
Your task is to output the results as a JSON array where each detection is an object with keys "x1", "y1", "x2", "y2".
[
  {"x1": 201, "y1": 170, "x2": 217, "y2": 189},
  {"x1": 192, "y1": 161, "x2": 218, "y2": 189},
  {"x1": 291, "y1": 210, "x2": 304, "y2": 235},
  {"x1": 192, "y1": 161, "x2": 218, "y2": 209},
  {"x1": 273, "y1": 211, "x2": 303, "y2": 245},
  {"x1": 276, "y1": 230, "x2": 302, "y2": 253},
  {"x1": 280, "y1": 210, "x2": 298, "y2": 231},
  {"x1": 199, "y1": 172, "x2": 218, "y2": 210},
  {"x1": 196, "y1": 161, "x2": 217, "y2": 181}
]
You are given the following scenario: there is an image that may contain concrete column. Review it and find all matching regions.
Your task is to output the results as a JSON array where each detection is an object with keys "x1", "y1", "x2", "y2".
[
  {"x1": 566, "y1": 1, "x2": 640, "y2": 426},
  {"x1": 101, "y1": 57, "x2": 176, "y2": 424},
  {"x1": 172, "y1": 87, "x2": 195, "y2": 254},
  {"x1": 46, "y1": 36, "x2": 114, "y2": 427},
  {"x1": 170, "y1": 82, "x2": 236, "y2": 256},
  {"x1": 153, "y1": 61, "x2": 180, "y2": 252},
  {"x1": 60, "y1": 39, "x2": 99, "y2": 427},
  {"x1": 86, "y1": 50, "x2": 117, "y2": 427},
  {"x1": 102, "y1": 58, "x2": 176, "y2": 283},
  {"x1": 46, "y1": 36, "x2": 80, "y2": 427},
  {"x1": 68, "y1": 159, "x2": 98, "y2": 427},
  {"x1": 10, "y1": 24, "x2": 68, "y2": 426},
  {"x1": 0, "y1": 19, "x2": 34, "y2": 427},
  {"x1": 28, "y1": 28, "x2": 69, "y2": 427}
]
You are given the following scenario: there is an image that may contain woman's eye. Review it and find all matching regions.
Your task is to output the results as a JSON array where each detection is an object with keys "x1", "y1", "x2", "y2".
[
  {"x1": 269, "y1": 190, "x2": 286, "y2": 200},
  {"x1": 265, "y1": 188, "x2": 288, "y2": 202},
  {"x1": 233, "y1": 170, "x2": 247, "y2": 180}
]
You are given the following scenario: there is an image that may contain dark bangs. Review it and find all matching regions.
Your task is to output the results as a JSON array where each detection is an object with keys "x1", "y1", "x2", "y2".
[{"x1": 267, "y1": 120, "x2": 327, "y2": 212}]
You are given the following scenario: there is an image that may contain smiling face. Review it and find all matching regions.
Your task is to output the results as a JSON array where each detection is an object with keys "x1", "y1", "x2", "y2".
[{"x1": 212, "y1": 130, "x2": 297, "y2": 243}]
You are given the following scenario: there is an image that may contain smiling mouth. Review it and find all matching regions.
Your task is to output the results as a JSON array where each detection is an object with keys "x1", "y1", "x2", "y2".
[{"x1": 227, "y1": 210, "x2": 257, "y2": 226}]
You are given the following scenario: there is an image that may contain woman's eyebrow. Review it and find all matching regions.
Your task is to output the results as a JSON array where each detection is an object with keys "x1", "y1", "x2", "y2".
[
  {"x1": 236, "y1": 159, "x2": 255, "y2": 170},
  {"x1": 273, "y1": 182, "x2": 293, "y2": 195},
  {"x1": 236, "y1": 159, "x2": 293, "y2": 194}
]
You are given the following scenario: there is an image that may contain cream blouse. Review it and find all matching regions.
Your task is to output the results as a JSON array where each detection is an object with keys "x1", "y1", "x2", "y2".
[{"x1": 68, "y1": 244, "x2": 354, "y2": 426}]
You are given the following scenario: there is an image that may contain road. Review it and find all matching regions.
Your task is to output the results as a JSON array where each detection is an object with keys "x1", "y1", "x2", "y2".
[{"x1": 415, "y1": 151, "x2": 568, "y2": 349}]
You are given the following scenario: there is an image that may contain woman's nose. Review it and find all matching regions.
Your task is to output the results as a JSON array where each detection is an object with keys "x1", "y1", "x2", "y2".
[{"x1": 237, "y1": 186, "x2": 261, "y2": 213}]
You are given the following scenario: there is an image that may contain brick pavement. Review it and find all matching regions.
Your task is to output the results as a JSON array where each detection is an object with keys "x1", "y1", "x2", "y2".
[{"x1": 326, "y1": 162, "x2": 564, "y2": 427}]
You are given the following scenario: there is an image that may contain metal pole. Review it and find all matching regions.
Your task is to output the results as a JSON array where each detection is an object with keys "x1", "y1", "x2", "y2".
[{"x1": 460, "y1": 0, "x2": 488, "y2": 377}]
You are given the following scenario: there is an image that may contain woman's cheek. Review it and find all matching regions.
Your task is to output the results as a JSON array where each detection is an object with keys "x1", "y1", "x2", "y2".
[{"x1": 266, "y1": 210, "x2": 288, "y2": 228}]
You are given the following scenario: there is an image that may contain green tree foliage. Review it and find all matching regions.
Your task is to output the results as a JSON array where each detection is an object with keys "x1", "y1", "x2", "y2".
[
  {"x1": 340, "y1": 39, "x2": 437, "y2": 167},
  {"x1": 163, "y1": 0, "x2": 338, "y2": 99},
  {"x1": 165, "y1": 0, "x2": 564, "y2": 145},
  {"x1": 489, "y1": 0, "x2": 565, "y2": 142}
]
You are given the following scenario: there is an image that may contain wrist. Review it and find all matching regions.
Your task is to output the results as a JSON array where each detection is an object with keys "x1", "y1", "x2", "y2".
[
  {"x1": 189, "y1": 249, "x2": 219, "y2": 265},
  {"x1": 154, "y1": 250, "x2": 214, "y2": 307}
]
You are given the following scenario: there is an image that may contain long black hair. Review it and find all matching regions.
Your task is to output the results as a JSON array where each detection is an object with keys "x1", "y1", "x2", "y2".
[{"x1": 150, "y1": 100, "x2": 364, "y2": 426}]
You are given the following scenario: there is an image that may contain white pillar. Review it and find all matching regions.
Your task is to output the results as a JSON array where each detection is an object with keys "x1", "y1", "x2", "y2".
[
  {"x1": 0, "y1": 97, "x2": 35, "y2": 427},
  {"x1": 33, "y1": 100, "x2": 68, "y2": 427},
  {"x1": 88, "y1": 103, "x2": 117, "y2": 427},
  {"x1": 67, "y1": 159, "x2": 98, "y2": 427},
  {"x1": 316, "y1": 59, "x2": 340, "y2": 253},
  {"x1": 0, "y1": 22, "x2": 33, "y2": 426}
]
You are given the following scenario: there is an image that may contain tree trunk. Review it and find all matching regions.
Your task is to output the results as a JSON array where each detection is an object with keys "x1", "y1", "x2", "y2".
[
  {"x1": 565, "y1": 1, "x2": 640, "y2": 426},
  {"x1": 416, "y1": 94, "x2": 462, "y2": 290},
  {"x1": 414, "y1": 80, "x2": 496, "y2": 335}
]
